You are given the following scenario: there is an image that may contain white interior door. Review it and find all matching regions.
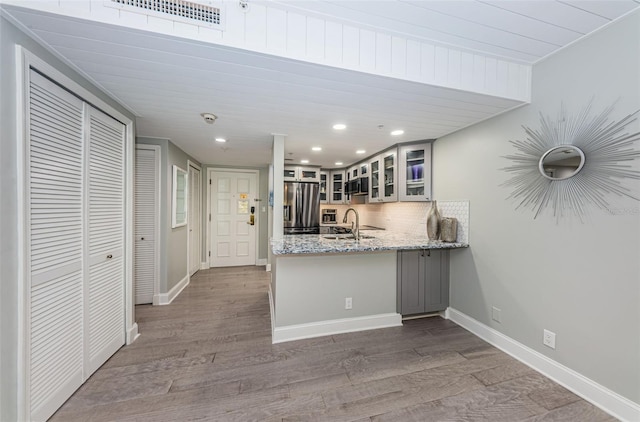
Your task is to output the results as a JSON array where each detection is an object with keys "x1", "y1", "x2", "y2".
[
  {"x1": 134, "y1": 146, "x2": 160, "y2": 304},
  {"x1": 27, "y1": 70, "x2": 85, "y2": 422},
  {"x1": 189, "y1": 164, "x2": 201, "y2": 275},
  {"x1": 85, "y1": 106, "x2": 126, "y2": 376},
  {"x1": 210, "y1": 170, "x2": 257, "y2": 267}
]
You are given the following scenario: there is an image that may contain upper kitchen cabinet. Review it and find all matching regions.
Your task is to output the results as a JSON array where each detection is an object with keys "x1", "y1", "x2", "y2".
[
  {"x1": 284, "y1": 166, "x2": 320, "y2": 182},
  {"x1": 369, "y1": 150, "x2": 397, "y2": 203},
  {"x1": 329, "y1": 170, "x2": 347, "y2": 204},
  {"x1": 319, "y1": 171, "x2": 328, "y2": 203},
  {"x1": 398, "y1": 143, "x2": 432, "y2": 202},
  {"x1": 359, "y1": 162, "x2": 368, "y2": 178}
]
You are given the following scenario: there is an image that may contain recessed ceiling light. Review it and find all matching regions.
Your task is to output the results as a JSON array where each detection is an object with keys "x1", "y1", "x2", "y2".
[
  {"x1": 391, "y1": 130, "x2": 404, "y2": 136},
  {"x1": 333, "y1": 124, "x2": 347, "y2": 130},
  {"x1": 312, "y1": 146, "x2": 322, "y2": 151},
  {"x1": 301, "y1": 159, "x2": 309, "y2": 164},
  {"x1": 356, "y1": 149, "x2": 366, "y2": 154},
  {"x1": 215, "y1": 138, "x2": 226, "y2": 143},
  {"x1": 335, "y1": 161, "x2": 343, "y2": 166}
]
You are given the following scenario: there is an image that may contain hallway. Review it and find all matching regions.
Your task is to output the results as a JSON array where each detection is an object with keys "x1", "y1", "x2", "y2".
[{"x1": 51, "y1": 266, "x2": 614, "y2": 421}]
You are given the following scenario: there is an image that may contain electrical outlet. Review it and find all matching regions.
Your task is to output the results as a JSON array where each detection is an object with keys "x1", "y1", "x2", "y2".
[
  {"x1": 543, "y1": 329, "x2": 556, "y2": 349},
  {"x1": 492, "y1": 306, "x2": 501, "y2": 323},
  {"x1": 345, "y1": 297, "x2": 353, "y2": 310}
]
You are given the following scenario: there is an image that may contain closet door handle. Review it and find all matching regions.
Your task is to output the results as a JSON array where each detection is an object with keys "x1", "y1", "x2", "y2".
[
  {"x1": 141, "y1": 237, "x2": 145, "y2": 240},
  {"x1": 106, "y1": 254, "x2": 113, "y2": 259}
]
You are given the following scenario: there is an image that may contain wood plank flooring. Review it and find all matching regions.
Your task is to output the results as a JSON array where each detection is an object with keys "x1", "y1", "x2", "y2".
[{"x1": 51, "y1": 266, "x2": 616, "y2": 421}]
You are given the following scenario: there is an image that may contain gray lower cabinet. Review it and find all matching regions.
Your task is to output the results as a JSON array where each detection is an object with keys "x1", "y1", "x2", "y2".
[{"x1": 397, "y1": 249, "x2": 450, "y2": 315}]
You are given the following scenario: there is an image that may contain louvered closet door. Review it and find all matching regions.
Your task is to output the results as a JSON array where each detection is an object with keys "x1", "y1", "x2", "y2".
[
  {"x1": 28, "y1": 70, "x2": 85, "y2": 422},
  {"x1": 134, "y1": 147, "x2": 159, "y2": 304},
  {"x1": 85, "y1": 106, "x2": 126, "y2": 375}
]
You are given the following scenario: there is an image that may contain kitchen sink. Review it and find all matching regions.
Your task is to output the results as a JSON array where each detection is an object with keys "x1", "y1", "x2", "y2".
[{"x1": 323, "y1": 235, "x2": 375, "y2": 240}]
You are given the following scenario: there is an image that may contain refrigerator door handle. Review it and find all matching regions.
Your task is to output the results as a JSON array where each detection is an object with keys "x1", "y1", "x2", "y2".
[{"x1": 283, "y1": 205, "x2": 290, "y2": 222}]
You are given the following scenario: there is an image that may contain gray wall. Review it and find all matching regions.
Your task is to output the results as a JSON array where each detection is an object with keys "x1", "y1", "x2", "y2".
[
  {"x1": 433, "y1": 11, "x2": 640, "y2": 403},
  {"x1": 0, "y1": 16, "x2": 136, "y2": 421},
  {"x1": 202, "y1": 164, "x2": 270, "y2": 263},
  {"x1": 136, "y1": 137, "x2": 201, "y2": 292}
]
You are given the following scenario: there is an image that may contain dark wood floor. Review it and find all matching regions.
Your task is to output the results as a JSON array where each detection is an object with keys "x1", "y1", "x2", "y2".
[{"x1": 52, "y1": 266, "x2": 615, "y2": 421}]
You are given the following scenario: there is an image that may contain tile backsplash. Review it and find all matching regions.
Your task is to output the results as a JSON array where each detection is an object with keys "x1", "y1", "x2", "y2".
[{"x1": 321, "y1": 200, "x2": 470, "y2": 243}]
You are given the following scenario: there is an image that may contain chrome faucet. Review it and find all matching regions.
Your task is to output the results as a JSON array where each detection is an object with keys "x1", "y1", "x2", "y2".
[{"x1": 343, "y1": 208, "x2": 360, "y2": 241}]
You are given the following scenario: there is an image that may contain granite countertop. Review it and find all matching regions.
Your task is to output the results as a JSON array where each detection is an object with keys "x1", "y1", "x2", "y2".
[{"x1": 271, "y1": 231, "x2": 469, "y2": 255}]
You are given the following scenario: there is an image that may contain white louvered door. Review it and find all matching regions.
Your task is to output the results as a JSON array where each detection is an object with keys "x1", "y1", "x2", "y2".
[
  {"x1": 85, "y1": 106, "x2": 126, "y2": 375},
  {"x1": 27, "y1": 70, "x2": 86, "y2": 422},
  {"x1": 26, "y1": 69, "x2": 127, "y2": 422},
  {"x1": 134, "y1": 147, "x2": 159, "y2": 304}
]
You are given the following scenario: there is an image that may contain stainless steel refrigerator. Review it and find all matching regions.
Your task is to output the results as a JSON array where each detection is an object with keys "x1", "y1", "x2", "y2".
[{"x1": 284, "y1": 182, "x2": 320, "y2": 234}]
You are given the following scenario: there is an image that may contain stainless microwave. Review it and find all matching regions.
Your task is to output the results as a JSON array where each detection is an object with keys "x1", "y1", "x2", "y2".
[{"x1": 345, "y1": 177, "x2": 369, "y2": 196}]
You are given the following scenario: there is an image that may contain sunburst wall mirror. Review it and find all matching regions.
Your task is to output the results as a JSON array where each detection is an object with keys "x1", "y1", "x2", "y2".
[{"x1": 502, "y1": 101, "x2": 640, "y2": 221}]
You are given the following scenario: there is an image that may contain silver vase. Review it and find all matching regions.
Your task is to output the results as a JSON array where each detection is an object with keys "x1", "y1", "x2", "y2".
[
  {"x1": 441, "y1": 217, "x2": 458, "y2": 242},
  {"x1": 426, "y1": 200, "x2": 441, "y2": 241}
]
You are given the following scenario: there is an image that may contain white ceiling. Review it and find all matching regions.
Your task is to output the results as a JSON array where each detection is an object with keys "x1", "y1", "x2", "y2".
[
  {"x1": 271, "y1": 0, "x2": 640, "y2": 63},
  {"x1": 4, "y1": 1, "x2": 639, "y2": 168}
]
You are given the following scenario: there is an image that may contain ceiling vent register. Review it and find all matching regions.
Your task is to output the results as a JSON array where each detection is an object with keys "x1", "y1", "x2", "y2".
[{"x1": 107, "y1": 0, "x2": 222, "y2": 27}]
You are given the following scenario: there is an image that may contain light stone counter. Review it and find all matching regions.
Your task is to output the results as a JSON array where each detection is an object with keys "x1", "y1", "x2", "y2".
[{"x1": 270, "y1": 231, "x2": 468, "y2": 255}]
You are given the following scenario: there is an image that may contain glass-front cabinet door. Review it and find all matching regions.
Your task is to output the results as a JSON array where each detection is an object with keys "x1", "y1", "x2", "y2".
[
  {"x1": 398, "y1": 143, "x2": 432, "y2": 201},
  {"x1": 369, "y1": 150, "x2": 397, "y2": 202},
  {"x1": 382, "y1": 150, "x2": 397, "y2": 202},
  {"x1": 319, "y1": 171, "x2": 328, "y2": 203},
  {"x1": 299, "y1": 167, "x2": 320, "y2": 182},
  {"x1": 369, "y1": 157, "x2": 380, "y2": 202},
  {"x1": 330, "y1": 170, "x2": 345, "y2": 204}
]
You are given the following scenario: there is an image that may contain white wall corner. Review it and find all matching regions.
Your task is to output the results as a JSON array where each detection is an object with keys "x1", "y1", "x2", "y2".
[
  {"x1": 447, "y1": 308, "x2": 640, "y2": 422},
  {"x1": 154, "y1": 274, "x2": 189, "y2": 306},
  {"x1": 200, "y1": 261, "x2": 209, "y2": 270},
  {"x1": 272, "y1": 313, "x2": 402, "y2": 344}
]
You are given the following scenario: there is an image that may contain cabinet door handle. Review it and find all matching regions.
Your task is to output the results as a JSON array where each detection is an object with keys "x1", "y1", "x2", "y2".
[
  {"x1": 141, "y1": 237, "x2": 145, "y2": 240},
  {"x1": 107, "y1": 254, "x2": 113, "y2": 259}
]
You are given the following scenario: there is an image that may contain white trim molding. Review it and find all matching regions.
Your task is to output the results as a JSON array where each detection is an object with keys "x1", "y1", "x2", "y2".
[
  {"x1": 154, "y1": 274, "x2": 189, "y2": 306},
  {"x1": 126, "y1": 323, "x2": 140, "y2": 344},
  {"x1": 268, "y1": 283, "x2": 275, "y2": 335},
  {"x1": 200, "y1": 261, "x2": 209, "y2": 270},
  {"x1": 272, "y1": 313, "x2": 402, "y2": 344},
  {"x1": 447, "y1": 308, "x2": 640, "y2": 422},
  {"x1": 256, "y1": 258, "x2": 267, "y2": 266}
]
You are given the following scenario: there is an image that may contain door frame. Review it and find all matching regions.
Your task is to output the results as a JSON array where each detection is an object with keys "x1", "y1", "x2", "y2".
[
  {"x1": 135, "y1": 144, "x2": 161, "y2": 305},
  {"x1": 206, "y1": 168, "x2": 260, "y2": 268},
  {"x1": 16, "y1": 47, "x2": 137, "y2": 421},
  {"x1": 187, "y1": 160, "x2": 202, "y2": 274}
]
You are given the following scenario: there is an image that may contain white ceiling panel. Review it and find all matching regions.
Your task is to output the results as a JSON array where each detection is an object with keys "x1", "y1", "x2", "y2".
[
  {"x1": 482, "y1": 1, "x2": 613, "y2": 34},
  {"x1": 560, "y1": 0, "x2": 640, "y2": 19},
  {"x1": 3, "y1": 1, "x2": 637, "y2": 168}
]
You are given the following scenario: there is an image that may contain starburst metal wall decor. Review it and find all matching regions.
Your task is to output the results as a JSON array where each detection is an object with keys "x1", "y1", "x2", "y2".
[{"x1": 502, "y1": 101, "x2": 640, "y2": 221}]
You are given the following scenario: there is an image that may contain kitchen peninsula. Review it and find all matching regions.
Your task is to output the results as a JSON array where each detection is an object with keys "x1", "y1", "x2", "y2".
[{"x1": 269, "y1": 231, "x2": 468, "y2": 343}]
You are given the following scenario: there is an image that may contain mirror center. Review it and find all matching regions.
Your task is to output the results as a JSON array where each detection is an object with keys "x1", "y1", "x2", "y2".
[{"x1": 539, "y1": 145, "x2": 585, "y2": 180}]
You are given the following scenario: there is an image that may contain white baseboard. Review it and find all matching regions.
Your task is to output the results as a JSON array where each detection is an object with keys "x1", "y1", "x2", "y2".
[
  {"x1": 272, "y1": 313, "x2": 402, "y2": 344},
  {"x1": 447, "y1": 308, "x2": 640, "y2": 422},
  {"x1": 154, "y1": 274, "x2": 189, "y2": 306},
  {"x1": 266, "y1": 263, "x2": 271, "y2": 272},
  {"x1": 257, "y1": 258, "x2": 267, "y2": 266},
  {"x1": 200, "y1": 261, "x2": 209, "y2": 270},
  {"x1": 126, "y1": 322, "x2": 139, "y2": 344}
]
